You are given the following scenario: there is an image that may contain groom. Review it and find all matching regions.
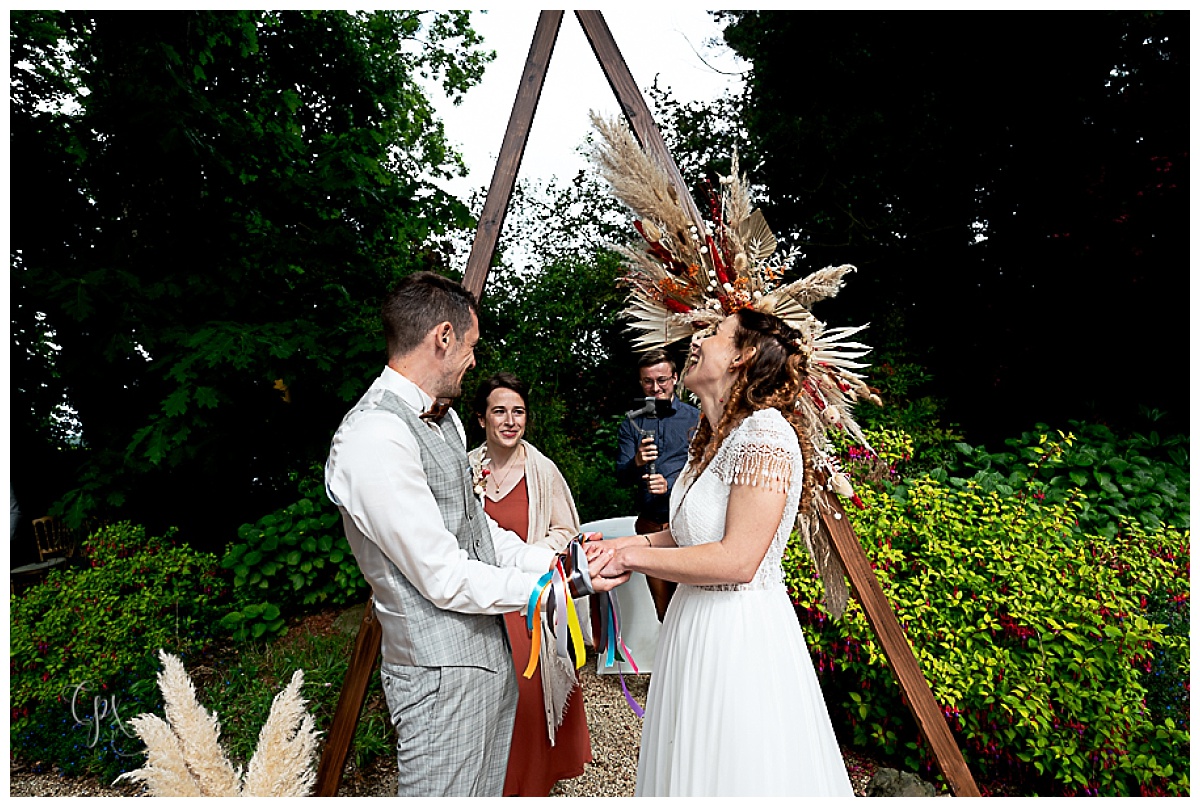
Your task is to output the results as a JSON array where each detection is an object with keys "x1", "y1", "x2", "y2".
[{"x1": 325, "y1": 271, "x2": 626, "y2": 797}]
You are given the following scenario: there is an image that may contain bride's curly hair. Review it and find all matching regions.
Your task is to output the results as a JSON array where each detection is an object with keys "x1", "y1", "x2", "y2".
[{"x1": 689, "y1": 307, "x2": 817, "y2": 516}]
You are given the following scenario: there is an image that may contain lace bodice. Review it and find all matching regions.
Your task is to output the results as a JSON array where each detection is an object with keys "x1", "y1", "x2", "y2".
[{"x1": 668, "y1": 409, "x2": 803, "y2": 591}]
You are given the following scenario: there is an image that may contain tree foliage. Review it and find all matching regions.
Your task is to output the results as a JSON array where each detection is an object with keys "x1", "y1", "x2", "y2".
[
  {"x1": 15, "y1": 10, "x2": 1187, "y2": 551},
  {"x1": 687, "y1": 11, "x2": 1189, "y2": 446},
  {"x1": 11, "y1": 11, "x2": 492, "y2": 546}
]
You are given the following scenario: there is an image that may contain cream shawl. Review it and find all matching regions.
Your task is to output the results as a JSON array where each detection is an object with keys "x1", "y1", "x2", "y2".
[{"x1": 468, "y1": 440, "x2": 587, "y2": 744}]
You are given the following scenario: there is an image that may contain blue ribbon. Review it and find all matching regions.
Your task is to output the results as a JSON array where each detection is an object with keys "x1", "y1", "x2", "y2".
[{"x1": 526, "y1": 569, "x2": 554, "y2": 633}]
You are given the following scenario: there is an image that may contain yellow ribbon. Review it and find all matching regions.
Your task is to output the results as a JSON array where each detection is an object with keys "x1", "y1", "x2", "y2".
[{"x1": 523, "y1": 563, "x2": 588, "y2": 677}]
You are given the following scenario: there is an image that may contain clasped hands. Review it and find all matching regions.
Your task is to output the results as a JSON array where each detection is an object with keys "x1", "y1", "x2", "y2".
[
  {"x1": 549, "y1": 533, "x2": 644, "y2": 592},
  {"x1": 565, "y1": 532, "x2": 651, "y2": 586}
]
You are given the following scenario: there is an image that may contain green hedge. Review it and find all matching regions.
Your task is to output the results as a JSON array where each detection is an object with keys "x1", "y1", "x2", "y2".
[
  {"x1": 10, "y1": 522, "x2": 228, "y2": 781},
  {"x1": 941, "y1": 419, "x2": 1188, "y2": 537},
  {"x1": 787, "y1": 477, "x2": 1189, "y2": 796}
]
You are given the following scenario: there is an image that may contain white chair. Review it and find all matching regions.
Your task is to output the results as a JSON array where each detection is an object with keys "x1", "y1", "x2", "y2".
[{"x1": 580, "y1": 516, "x2": 660, "y2": 675}]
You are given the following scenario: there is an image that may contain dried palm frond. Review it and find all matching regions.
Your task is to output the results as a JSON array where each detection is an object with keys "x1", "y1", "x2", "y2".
[
  {"x1": 737, "y1": 209, "x2": 777, "y2": 263},
  {"x1": 623, "y1": 294, "x2": 707, "y2": 350}
]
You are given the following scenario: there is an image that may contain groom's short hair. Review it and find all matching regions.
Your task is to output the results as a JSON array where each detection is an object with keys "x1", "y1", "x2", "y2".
[{"x1": 382, "y1": 271, "x2": 479, "y2": 360}]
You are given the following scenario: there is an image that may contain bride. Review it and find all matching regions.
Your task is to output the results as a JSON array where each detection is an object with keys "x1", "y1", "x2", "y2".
[{"x1": 601, "y1": 307, "x2": 855, "y2": 797}]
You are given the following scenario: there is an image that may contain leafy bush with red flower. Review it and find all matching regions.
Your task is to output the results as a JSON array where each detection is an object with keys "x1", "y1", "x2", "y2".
[
  {"x1": 786, "y1": 476, "x2": 1189, "y2": 796},
  {"x1": 10, "y1": 522, "x2": 228, "y2": 781}
]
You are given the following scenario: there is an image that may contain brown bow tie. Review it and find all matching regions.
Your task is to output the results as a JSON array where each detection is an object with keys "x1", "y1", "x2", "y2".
[{"x1": 419, "y1": 398, "x2": 452, "y2": 423}]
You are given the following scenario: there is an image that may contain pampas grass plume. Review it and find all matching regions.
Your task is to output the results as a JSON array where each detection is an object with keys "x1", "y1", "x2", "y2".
[
  {"x1": 240, "y1": 670, "x2": 319, "y2": 797},
  {"x1": 116, "y1": 651, "x2": 320, "y2": 797},
  {"x1": 156, "y1": 649, "x2": 242, "y2": 796},
  {"x1": 115, "y1": 714, "x2": 205, "y2": 796}
]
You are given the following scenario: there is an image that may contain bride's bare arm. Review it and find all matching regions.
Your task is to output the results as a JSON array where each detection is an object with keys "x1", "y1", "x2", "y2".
[
  {"x1": 592, "y1": 530, "x2": 676, "y2": 552},
  {"x1": 601, "y1": 482, "x2": 787, "y2": 586}
]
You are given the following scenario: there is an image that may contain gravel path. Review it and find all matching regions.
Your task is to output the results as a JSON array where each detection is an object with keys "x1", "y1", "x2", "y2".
[{"x1": 9, "y1": 652, "x2": 883, "y2": 797}]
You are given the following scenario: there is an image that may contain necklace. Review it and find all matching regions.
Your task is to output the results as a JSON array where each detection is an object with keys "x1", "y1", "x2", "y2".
[{"x1": 488, "y1": 445, "x2": 524, "y2": 495}]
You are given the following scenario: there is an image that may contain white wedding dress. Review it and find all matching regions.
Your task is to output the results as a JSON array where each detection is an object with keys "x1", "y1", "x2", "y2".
[{"x1": 634, "y1": 409, "x2": 855, "y2": 796}]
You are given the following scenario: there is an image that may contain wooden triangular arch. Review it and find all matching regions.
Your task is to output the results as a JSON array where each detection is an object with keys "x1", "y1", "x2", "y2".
[{"x1": 314, "y1": 11, "x2": 979, "y2": 797}]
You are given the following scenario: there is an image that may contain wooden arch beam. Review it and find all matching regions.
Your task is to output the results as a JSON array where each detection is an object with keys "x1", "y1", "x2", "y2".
[
  {"x1": 462, "y1": 11, "x2": 563, "y2": 300},
  {"x1": 316, "y1": 9, "x2": 980, "y2": 798},
  {"x1": 576, "y1": 10, "x2": 705, "y2": 226}
]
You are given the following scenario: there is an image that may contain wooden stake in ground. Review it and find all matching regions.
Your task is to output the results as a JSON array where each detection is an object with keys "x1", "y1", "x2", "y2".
[
  {"x1": 316, "y1": 9, "x2": 980, "y2": 798},
  {"x1": 312, "y1": 598, "x2": 382, "y2": 796},
  {"x1": 821, "y1": 494, "x2": 979, "y2": 795}
]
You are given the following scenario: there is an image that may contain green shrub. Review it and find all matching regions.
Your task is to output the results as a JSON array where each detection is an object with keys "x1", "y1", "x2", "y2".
[
  {"x1": 1141, "y1": 587, "x2": 1190, "y2": 736},
  {"x1": 10, "y1": 522, "x2": 228, "y2": 782},
  {"x1": 939, "y1": 417, "x2": 1188, "y2": 538},
  {"x1": 221, "y1": 467, "x2": 366, "y2": 642},
  {"x1": 787, "y1": 478, "x2": 1189, "y2": 796}
]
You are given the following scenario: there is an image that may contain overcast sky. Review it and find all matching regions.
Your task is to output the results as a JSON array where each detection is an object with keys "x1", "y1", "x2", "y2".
[{"x1": 425, "y1": 8, "x2": 746, "y2": 201}]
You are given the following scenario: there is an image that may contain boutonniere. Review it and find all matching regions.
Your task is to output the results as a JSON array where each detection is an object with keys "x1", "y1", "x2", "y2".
[{"x1": 470, "y1": 452, "x2": 492, "y2": 496}]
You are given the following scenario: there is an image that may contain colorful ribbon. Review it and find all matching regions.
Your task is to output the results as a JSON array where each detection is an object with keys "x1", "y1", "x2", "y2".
[
  {"x1": 596, "y1": 584, "x2": 644, "y2": 717},
  {"x1": 523, "y1": 569, "x2": 556, "y2": 679},
  {"x1": 523, "y1": 534, "x2": 644, "y2": 717},
  {"x1": 524, "y1": 558, "x2": 588, "y2": 678}
]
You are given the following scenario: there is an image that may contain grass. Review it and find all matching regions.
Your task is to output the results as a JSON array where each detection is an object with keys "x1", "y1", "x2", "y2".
[{"x1": 186, "y1": 608, "x2": 392, "y2": 773}]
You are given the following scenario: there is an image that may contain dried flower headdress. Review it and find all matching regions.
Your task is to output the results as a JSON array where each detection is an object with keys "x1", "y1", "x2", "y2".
[{"x1": 589, "y1": 112, "x2": 882, "y2": 619}]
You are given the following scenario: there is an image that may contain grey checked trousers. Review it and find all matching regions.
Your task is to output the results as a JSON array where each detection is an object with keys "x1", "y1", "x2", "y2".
[{"x1": 381, "y1": 661, "x2": 518, "y2": 796}]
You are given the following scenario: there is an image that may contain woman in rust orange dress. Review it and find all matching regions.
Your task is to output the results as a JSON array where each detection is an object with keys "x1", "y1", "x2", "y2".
[{"x1": 468, "y1": 372, "x2": 592, "y2": 796}]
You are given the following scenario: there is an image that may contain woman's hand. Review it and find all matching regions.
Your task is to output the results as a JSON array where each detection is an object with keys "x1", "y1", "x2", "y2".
[
  {"x1": 584, "y1": 547, "x2": 630, "y2": 591},
  {"x1": 602, "y1": 545, "x2": 635, "y2": 578},
  {"x1": 587, "y1": 534, "x2": 646, "y2": 555},
  {"x1": 584, "y1": 539, "x2": 641, "y2": 579}
]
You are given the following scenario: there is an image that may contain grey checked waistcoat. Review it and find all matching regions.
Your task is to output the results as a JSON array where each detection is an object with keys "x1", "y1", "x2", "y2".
[{"x1": 336, "y1": 388, "x2": 510, "y2": 672}]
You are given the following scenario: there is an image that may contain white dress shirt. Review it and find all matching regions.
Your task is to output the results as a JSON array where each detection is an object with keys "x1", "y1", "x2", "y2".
[{"x1": 326, "y1": 366, "x2": 555, "y2": 615}]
